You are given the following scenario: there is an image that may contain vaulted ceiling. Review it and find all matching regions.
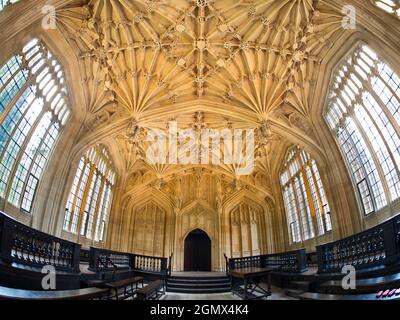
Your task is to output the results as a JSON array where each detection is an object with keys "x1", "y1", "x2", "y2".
[{"x1": 55, "y1": 0, "x2": 348, "y2": 203}]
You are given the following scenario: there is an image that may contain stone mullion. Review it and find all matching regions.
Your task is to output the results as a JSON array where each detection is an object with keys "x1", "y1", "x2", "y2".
[
  {"x1": 246, "y1": 205, "x2": 253, "y2": 256},
  {"x1": 0, "y1": 73, "x2": 31, "y2": 126},
  {"x1": 356, "y1": 91, "x2": 400, "y2": 195},
  {"x1": 141, "y1": 203, "x2": 148, "y2": 255},
  {"x1": 346, "y1": 65, "x2": 400, "y2": 182},
  {"x1": 4, "y1": 106, "x2": 47, "y2": 203},
  {"x1": 0, "y1": 44, "x2": 43, "y2": 124},
  {"x1": 350, "y1": 86, "x2": 395, "y2": 203},
  {"x1": 290, "y1": 177, "x2": 306, "y2": 242},
  {"x1": 351, "y1": 61, "x2": 396, "y2": 132},
  {"x1": 347, "y1": 105, "x2": 391, "y2": 210},
  {"x1": 0, "y1": 54, "x2": 48, "y2": 197},
  {"x1": 336, "y1": 90, "x2": 387, "y2": 196},
  {"x1": 90, "y1": 175, "x2": 106, "y2": 241},
  {"x1": 67, "y1": 158, "x2": 88, "y2": 231},
  {"x1": 83, "y1": 169, "x2": 101, "y2": 238},
  {"x1": 4, "y1": 50, "x2": 64, "y2": 206},
  {"x1": 355, "y1": 53, "x2": 400, "y2": 140},
  {"x1": 297, "y1": 172, "x2": 314, "y2": 238},
  {"x1": 282, "y1": 185, "x2": 296, "y2": 243},
  {"x1": 102, "y1": 184, "x2": 113, "y2": 241},
  {"x1": 19, "y1": 120, "x2": 53, "y2": 211},
  {"x1": 152, "y1": 204, "x2": 157, "y2": 256},
  {"x1": 76, "y1": 163, "x2": 96, "y2": 239},
  {"x1": 340, "y1": 121, "x2": 379, "y2": 213},
  {"x1": 336, "y1": 61, "x2": 389, "y2": 209},
  {"x1": 367, "y1": 72, "x2": 400, "y2": 143},
  {"x1": 300, "y1": 165, "x2": 318, "y2": 237},
  {"x1": 327, "y1": 96, "x2": 346, "y2": 131},
  {"x1": 290, "y1": 151, "x2": 309, "y2": 241},
  {"x1": 0, "y1": 81, "x2": 38, "y2": 162},
  {"x1": 295, "y1": 151, "x2": 315, "y2": 236},
  {"x1": 308, "y1": 161, "x2": 327, "y2": 234}
]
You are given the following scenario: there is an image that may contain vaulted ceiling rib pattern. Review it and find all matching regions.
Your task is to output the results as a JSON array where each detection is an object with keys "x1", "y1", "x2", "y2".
[
  {"x1": 56, "y1": 0, "x2": 348, "y2": 201},
  {"x1": 58, "y1": 0, "x2": 345, "y2": 121}
]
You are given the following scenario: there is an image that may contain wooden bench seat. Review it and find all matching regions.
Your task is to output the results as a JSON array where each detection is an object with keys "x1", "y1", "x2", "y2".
[
  {"x1": 106, "y1": 276, "x2": 144, "y2": 300},
  {"x1": 0, "y1": 286, "x2": 108, "y2": 300},
  {"x1": 136, "y1": 280, "x2": 165, "y2": 300},
  {"x1": 85, "y1": 279, "x2": 110, "y2": 288}
]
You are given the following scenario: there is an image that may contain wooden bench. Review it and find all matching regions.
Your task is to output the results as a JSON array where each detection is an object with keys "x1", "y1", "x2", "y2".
[
  {"x1": 0, "y1": 286, "x2": 109, "y2": 300},
  {"x1": 136, "y1": 280, "x2": 165, "y2": 300},
  {"x1": 105, "y1": 276, "x2": 144, "y2": 300}
]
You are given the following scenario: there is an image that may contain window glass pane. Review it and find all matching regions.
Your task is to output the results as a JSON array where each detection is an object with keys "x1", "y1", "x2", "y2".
[
  {"x1": 280, "y1": 146, "x2": 332, "y2": 243},
  {"x1": 0, "y1": 0, "x2": 20, "y2": 11},
  {"x1": 375, "y1": 0, "x2": 400, "y2": 17},
  {"x1": 355, "y1": 104, "x2": 400, "y2": 200},
  {"x1": 311, "y1": 160, "x2": 332, "y2": 232},
  {"x1": 63, "y1": 145, "x2": 115, "y2": 242},
  {"x1": 64, "y1": 157, "x2": 85, "y2": 230},
  {"x1": 0, "y1": 39, "x2": 71, "y2": 213},
  {"x1": 324, "y1": 43, "x2": 400, "y2": 216}
]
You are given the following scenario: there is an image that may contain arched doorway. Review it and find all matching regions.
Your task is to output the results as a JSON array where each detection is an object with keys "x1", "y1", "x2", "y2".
[{"x1": 184, "y1": 229, "x2": 211, "y2": 271}]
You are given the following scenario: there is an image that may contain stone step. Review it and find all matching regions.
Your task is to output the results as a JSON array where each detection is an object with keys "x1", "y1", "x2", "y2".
[
  {"x1": 168, "y1": 278, "x2": 230, "y2": 284},
  {"x1": 167, "y1": 275, "x2": 231, "y2": 294},
  {"x1": 167, "y1": 286, "x2": 232, "y2": 294},
  {"x1": 168, "y1": 282, "x2": 230, "y2": 289},
  {"x1": 169, "y1": 276, "x2": 229, "y2": 281}
]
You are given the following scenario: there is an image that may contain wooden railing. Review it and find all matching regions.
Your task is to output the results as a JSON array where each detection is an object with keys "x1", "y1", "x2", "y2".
[
  {"x1": 316, "y1": 214, "x2": 400, "y2": 273},
  {"x1": 80, "y1": 248, "x2": 90, "y2": 263},
  {"x1": 89, "y1": 247, "x2": 131, "y2": 272},
  {"x1": 306, "y1": 252, "x2": 318, "y2": 267},
  {"x1": 225, "y1": 249, "x2": 308, "y2": 274},
  {"x1": 0, "y1": 211, "x2": 80, "y2": 272},
  {"x1": 168, "y1": 253, "x2": 174, "y2": 277},
  {"x1": 89, "y1": 247, "x2": 170, "y2": 277},
  {"x1": 264, "y1": 249, "x2": 308, "y2": 272},
  {"x1": 131, "y1": 254, "x2": 168, "y2": 276}
]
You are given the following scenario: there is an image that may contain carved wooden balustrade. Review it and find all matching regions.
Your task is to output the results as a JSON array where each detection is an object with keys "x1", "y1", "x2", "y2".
[
  {"x1": 0, "y1": 211, "x2": 80, "y2": 272},
  {"x1": 89, "y1": 247, "x2": 170, "y2": 278},
  {"x1": 316, "y1": 214, "x2": 400, "y2": 273},
  {"x1": 80, "y1": 248, "x2": 90, "y2": 263},
  {"x1": 131, "y1": 254, "x2": 168, "y2": 276},
  {"x1": 89, "y1": 247, "x2": 131, "y2": 272},
  {"x1": 263, "y1": 249, "x2": 308, "y2": 272},
  {"x1": 225, "y1": 249, "x2": 308, "y2": 274}
]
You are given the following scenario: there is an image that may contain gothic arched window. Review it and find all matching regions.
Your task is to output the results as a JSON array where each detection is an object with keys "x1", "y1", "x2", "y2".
[
  {"x1": 325, "y1": 44, "x2": 400, "y2": 216},
  {"x1": 63, "y1": 145, "x2": 116, "y2": 242},
  {"x1": 0, "y1": 38, "x2": 71, "y2": 213},
  {"x1": 280, "y1": 147, "x2": 332, "y2": 243},
  {"x1": 375, "y1": 0, "x2": 400, "y2": 17}
]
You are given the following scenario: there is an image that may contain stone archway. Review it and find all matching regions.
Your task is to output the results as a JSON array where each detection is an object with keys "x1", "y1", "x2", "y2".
[
  {"x1": 174, "y1": 201, "x2": 221, "y2": 271},
  {"x1": 184, "y1": 229, "x2": 212, "y2": 271}
]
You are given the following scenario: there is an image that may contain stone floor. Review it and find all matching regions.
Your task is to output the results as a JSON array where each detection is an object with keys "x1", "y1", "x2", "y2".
[{"x1": 162, "y1": 286, "x2": 297, "y2": 300}]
